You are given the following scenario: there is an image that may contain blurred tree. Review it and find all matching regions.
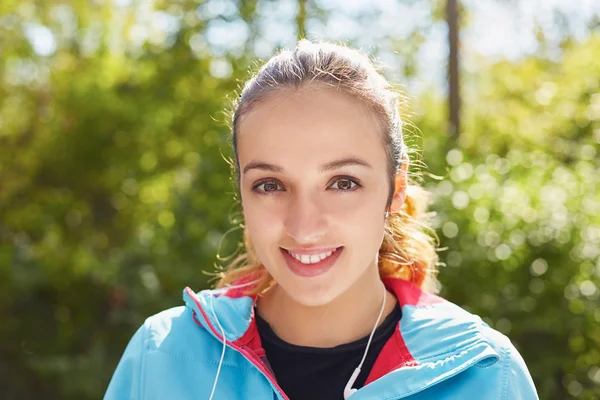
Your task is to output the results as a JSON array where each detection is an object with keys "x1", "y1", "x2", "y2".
[
  {"x1": 417, "y1": 33, "x2": 600, "y2": 399},
  {"x1": 0, "y1": 0, "x2": 255, "y2": 397},
  {"x1": 447, "y1": 0, "x2": 460, "y2": 136},
  {"x1": 296, "y1": 0, "x2": 307, "y2": 40}
]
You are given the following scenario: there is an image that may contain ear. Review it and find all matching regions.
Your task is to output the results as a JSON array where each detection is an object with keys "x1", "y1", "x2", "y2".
[{"x1": 389, "y1": 155, "x2": 409, "y2": 213}]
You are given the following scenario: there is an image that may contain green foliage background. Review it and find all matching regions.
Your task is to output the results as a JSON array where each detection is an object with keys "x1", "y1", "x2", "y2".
[{"x1": 0, "y1": 1, "x2": 598, "y2": 399}]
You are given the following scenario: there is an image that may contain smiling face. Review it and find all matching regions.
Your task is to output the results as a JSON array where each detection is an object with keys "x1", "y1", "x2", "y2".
[{"x1": 237, "y1": 86, "x2": 398, "y2": 306}]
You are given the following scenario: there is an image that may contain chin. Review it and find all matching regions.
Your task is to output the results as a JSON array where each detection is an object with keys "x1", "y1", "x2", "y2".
[
  {"x1": 276, "y1": 275, "x2": 346, "y2": 307},
  {"x1": 288, "y1": 288, "x2": 338, "y2": 307}
]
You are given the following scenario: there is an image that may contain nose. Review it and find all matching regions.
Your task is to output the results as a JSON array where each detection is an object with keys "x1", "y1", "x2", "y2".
[{"x1": 284, "y1": 191, "x2": 327, "y2": 244}]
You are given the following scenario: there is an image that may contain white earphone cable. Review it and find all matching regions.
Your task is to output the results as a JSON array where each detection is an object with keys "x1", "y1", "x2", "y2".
[
  {"x1": 358, "y1": 284, "x2": 387, "y2": 369},
  {"x1": 209, "y1": 293, "x2": 227, "y2": 400},
  {"x1": 209, "y1": 279, "x2": 265, "y2": 399},
  {"x1": 343, "y1": 283, "x2": 388, "y2": 400}
]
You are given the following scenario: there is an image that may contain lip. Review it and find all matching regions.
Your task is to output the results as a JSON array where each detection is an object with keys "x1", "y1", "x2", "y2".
[{"x1": 280, "y1": 246, "x2": 344, "y2": 278}]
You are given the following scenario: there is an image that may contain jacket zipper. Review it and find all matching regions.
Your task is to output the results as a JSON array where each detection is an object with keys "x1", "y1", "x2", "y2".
[{"x1": 188, "y1": 292, "x2": 290, "y2": 400}]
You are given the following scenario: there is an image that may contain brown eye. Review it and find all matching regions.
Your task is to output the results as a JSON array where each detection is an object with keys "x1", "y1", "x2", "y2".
[
  {"x1": 263, "y1": 182, "x2": 279, "y2": 192},
  {"x1": 253, "y1": 180, "x2": 283, "y2": 194},
  {"x1": 330, "y1": 177, "x2": 360, "y2": 191}
]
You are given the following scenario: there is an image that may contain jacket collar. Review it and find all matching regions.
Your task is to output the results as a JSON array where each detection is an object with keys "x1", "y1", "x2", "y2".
[{"x1": 183, "y1": 277, "x2": 499, "y2": 398}]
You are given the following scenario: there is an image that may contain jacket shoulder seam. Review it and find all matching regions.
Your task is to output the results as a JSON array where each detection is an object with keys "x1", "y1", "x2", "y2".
[
  {"x1": 500, "y1": 344, "x2": 510, "y2": 400},
  {"x1": 140, "y1": 320, "x2": 149, "y2": 400}
]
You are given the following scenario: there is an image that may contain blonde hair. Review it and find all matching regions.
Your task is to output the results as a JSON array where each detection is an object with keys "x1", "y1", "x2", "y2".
[{"x1": 214, "y1": 39, "x2": 440, "y2": 295}]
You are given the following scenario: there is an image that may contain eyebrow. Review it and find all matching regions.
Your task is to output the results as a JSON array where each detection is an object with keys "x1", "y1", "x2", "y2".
[{"x1": 242, "y1": 157, "x2": 373, "y2": 174}]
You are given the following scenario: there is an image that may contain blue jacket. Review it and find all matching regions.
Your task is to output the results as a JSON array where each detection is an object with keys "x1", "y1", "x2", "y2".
[{"x1": 105, "y1": 277, "x2": 539, "y2": 399}]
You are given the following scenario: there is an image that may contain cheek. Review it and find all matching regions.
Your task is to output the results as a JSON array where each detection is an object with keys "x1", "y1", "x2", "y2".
[
  {"x1": 327, "y1": 188, "x2": 386, "y2": 221},
  {"x1": 339, "y1": 202, "x2": 385, "y2": 242},
  {"x1": 328, "y1": 192, "x2": 387, "y2": 253},
  {"x1": 242, "y1": 199, "x2": 283, "y2": 248}
]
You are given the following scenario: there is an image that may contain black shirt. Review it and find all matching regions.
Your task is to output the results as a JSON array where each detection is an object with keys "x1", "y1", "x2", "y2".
[{"x1": 255, "y1": 303, "x2": 402, "y2": 400}]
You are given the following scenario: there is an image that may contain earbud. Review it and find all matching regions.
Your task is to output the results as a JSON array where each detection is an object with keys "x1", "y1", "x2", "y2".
[{"x1": 343, "y1": 368, "x2": 361, "y2": 399}]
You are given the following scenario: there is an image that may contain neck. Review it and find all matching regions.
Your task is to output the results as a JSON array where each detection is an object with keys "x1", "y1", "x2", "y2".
[{"x1": 256, "y1": 265, "x2": 397, "y2": 348}]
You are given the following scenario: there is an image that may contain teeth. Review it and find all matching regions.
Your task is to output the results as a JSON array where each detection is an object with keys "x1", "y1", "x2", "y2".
[{"x1": 289, "y1": 249, "x2": 336, "y2": 264}]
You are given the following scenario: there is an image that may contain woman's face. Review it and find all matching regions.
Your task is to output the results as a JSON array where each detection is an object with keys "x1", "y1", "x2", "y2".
[{"x1": 237, "y1": 86, "x2": 400, "y2": 306}]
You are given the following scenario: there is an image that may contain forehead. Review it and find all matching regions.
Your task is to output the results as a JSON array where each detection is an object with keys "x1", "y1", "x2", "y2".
[{"x1": 236, "y1": 87, "x2": 387, "y2": 172}]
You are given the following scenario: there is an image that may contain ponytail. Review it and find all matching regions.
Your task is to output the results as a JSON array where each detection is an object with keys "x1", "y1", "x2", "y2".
[{"x1": 379, "y1": 184, "x2": 440, "y2": 293}]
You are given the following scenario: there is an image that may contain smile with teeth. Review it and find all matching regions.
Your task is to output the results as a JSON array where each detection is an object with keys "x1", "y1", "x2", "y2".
[{"x1": 286, "y1": 248, "x2": 339, "y2": 264}]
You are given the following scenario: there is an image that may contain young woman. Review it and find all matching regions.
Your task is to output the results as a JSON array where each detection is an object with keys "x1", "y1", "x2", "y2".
[{"x1": 105, "y1": 39, "x2": 538, "y2": 399}]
